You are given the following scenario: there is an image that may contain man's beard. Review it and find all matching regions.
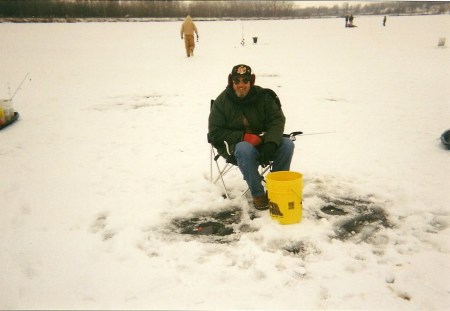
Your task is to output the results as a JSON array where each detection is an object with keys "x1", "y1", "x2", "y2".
[{"x1": 235, "y1": 89, "x2": 249, "y2": 98}]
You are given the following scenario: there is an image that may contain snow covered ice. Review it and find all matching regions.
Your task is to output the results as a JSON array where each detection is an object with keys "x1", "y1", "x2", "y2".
[{"x1": 1, "y1": 15, "x2": 450, "y2": 310}]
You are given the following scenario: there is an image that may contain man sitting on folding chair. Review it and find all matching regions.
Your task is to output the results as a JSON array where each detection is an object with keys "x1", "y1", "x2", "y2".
[{"x1": 208, "y1": 64, "x2": 295, "y2": 210}]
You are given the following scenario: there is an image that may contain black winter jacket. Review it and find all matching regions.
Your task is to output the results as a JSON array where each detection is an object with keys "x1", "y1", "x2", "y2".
[{"x1": 208, "y1": 85, "x2": 286, "y2": 161}]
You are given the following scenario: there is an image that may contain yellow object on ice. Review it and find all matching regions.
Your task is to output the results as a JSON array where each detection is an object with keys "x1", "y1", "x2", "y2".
[{"x1": 267, "y1": 171, "x2": 303, "y2": 225}]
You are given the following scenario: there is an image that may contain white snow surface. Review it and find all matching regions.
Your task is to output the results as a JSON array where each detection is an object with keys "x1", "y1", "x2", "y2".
[{"x1": 1, "y1": 15, "x2": 450, "y2": 310}]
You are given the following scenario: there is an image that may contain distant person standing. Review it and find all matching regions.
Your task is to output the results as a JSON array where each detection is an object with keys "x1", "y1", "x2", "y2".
[
  {"x1": 349, "y1": 14, "x2": 354, "y2": 26},
  {"x1": 180, "y1": 15, "x2": 199, "y2": 57},
  {"x1": 383, "y1": 16, "x2": 387, "y2": 26},
  {"x1": 345, "y1": 15, "x2": 349, "y2": 27}
]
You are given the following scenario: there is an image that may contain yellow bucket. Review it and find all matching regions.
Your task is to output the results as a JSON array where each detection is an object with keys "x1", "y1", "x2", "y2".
[{"x1": 266, "y1": 171, "x2": 302, "y2": 225}]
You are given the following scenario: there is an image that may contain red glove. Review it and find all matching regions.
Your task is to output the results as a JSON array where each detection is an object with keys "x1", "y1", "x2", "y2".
[{"x1": 243, "y1": 133, "x2": 262, "y2": 146}]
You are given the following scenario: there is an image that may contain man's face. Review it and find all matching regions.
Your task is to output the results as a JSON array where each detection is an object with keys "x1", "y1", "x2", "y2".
[{"x1": 232, "y1": 76, "x2": 251, "y2": 98}]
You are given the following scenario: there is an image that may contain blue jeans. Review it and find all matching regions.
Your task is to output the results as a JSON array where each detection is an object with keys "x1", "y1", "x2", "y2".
[{"x1": 234, "y1": 137, "x2": 295, "y2": 197}]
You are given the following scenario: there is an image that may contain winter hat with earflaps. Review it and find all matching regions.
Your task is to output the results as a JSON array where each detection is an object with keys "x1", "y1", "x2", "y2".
[{"x1": 228, "y1": 64, "x2": 256, "y2": 87}]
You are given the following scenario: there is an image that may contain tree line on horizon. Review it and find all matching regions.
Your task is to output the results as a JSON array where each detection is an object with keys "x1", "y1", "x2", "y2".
[{"x1": 0, "y1": 0, "x2": 448, "y2": 20}]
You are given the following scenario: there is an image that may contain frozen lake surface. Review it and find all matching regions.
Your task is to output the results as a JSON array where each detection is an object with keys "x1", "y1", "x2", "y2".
[{"x1": 1, "y1": 15, "x2": 449, "y2": 310}]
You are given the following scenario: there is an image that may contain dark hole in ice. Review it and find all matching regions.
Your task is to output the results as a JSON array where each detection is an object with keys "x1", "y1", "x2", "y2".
[
  {"x1": 335, "y1": 207, "x2": 391, "y2": 240},
  {"x1": 171, "y1": 208, "x2": 241, "y2": 236}
]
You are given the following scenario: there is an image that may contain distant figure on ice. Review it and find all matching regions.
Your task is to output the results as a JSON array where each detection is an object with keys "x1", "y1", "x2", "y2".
[
  {"x1": 180, "y1": 15, "x2": 199, "y2": 57},
  {"x1": 346, "y1": 14, "x2": 356, "y2": 28},
  {"x1": 345, "y1": 15, "x2": 349, "y2": 27},
  {"x1": 383, "y1": 16, "x2": 387, "y2": 26},
  {"x1": 208, "y1": 64, "x2": 294, "y2": 211}
]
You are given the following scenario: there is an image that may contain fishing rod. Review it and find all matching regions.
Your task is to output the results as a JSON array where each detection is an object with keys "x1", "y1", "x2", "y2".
[
  {"x1": 299, "y1": 131, "x2": 335, "y2": 136},
  {"x1": 10, "y1": 73, "x2": 30, "y2": 100},
  {"x1": 223, "y1": 131, "x2": 335, "y2": 154},
  {"x1": 283, "y1": 131, "x2": 335, "y2": 141}
]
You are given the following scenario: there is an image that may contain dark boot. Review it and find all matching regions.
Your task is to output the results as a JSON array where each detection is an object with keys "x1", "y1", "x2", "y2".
[{"x1": 253, "y1": 194, "x2": 269, "y2": 210}]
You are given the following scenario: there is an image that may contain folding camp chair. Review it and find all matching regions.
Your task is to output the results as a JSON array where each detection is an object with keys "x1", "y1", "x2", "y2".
[
  {"x1": 209, "y1": 115, "x2": 302, "y2": 199},
  {"x1": 209, "y1": 131, "x2": 302, "y2": 199},
  {"x1": 208, "y1": 98, "x2": 302, "y2": 199},
  {"x1": 209, "y1": 142, "x2": 272, "y2": 199}
]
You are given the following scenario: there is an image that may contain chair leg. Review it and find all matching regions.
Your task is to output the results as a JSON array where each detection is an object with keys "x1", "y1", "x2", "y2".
[
  {"x1": 210, "y1": 147, "x2": 214, "y2": 182},
  {"x1": 214, "y1": 160, "x2": 231, "y2": 199},
  {"x1": 213, "y1": 164, "x2": 233, "y2": 184},
  {"x1": 210, "y1": 146, "x2": 271, "y2": 200},
  {"x1": 210, "y1": 146, "x2": 231, "y2": 199}
]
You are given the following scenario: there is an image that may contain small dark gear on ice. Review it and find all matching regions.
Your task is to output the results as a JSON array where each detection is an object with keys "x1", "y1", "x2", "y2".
[
  {"x1": 321, "y1": 204, "x2": 348, "y2": 216},
  {"x1": 196, "y1": 221, "x2": 234, "y2": 236}
]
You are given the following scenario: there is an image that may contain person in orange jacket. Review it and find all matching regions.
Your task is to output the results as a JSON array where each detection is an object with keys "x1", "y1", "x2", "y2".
[{"x1": 180, "y1": 15, "x2": 199, "y2": 57}]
